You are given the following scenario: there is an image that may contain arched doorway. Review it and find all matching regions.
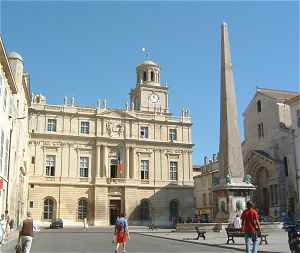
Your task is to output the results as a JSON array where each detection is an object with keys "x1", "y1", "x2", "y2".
[
  {"x1": 78, "y1": 198, "x2": 89, "y2": 221},
  {"x1": 169, "y1": 199, "x2": 179, "y2": 225},
  {"x1": 256, "y1": 167, "x2": 270, "y2": 216},
  {"x1": 43, "y1": 197, "x2": 56, "y2": 221},
  {"x1": 140, "y1": 199, "x2": 150, "y2": 223}
]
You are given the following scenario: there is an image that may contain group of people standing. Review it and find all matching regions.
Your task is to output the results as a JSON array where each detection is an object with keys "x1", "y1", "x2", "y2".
[{"x1": 0, "y1": 210, "x2": 11, "y2": 245}]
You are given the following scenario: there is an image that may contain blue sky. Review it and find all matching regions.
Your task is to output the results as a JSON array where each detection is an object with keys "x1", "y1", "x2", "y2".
[{"x1": 1, "y1": 1, "x2": 299, "y2": 165}]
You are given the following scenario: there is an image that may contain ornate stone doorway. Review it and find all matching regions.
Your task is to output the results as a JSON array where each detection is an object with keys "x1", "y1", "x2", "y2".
[
  {"x1": 256, "y1": 167, "x2": 270, "y2": 216},
  {"x1": 110, "y1": 199, "x2": 121, "y2": 225},
  {"x1": 169, "y1": 199, "x2": 179, "y2": 225}
]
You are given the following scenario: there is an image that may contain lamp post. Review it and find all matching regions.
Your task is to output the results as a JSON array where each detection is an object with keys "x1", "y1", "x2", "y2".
[{"x1": 6, "y1": 115, "x2": 27, "y2": 212}]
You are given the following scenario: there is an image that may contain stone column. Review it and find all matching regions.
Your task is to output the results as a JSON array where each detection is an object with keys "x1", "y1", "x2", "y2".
[
  {"x1": 105, "y1": 146, "x2": 109, "y2": 178},
  {"x1": 131, "y1": 147, "x2": 136, "y2": 179},
  {"x1": 126, "y1": 147, "x2": 130, "y2": 179},
  {"x1": 96, "y1": 145, "x2": 100, "y2": 177}
]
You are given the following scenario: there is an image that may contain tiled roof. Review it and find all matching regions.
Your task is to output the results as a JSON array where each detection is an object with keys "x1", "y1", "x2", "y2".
[
  {"x1": 285, "y1": 94, "x2": 300, "y2": 105},
  {"x1": 257, "y1": 87, "x2": 299, "y2": 100}
]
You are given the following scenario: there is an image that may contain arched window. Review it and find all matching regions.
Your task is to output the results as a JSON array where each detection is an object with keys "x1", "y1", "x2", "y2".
[
  {"x1": 140, "y1": 199, "x2": 150, "y2": 220},
  {"x1": 44, "y1": 198, "x2": 55, "y2": 220},
  {"x1": 169, "y1": 199, "x2": 178, "y2": 221},
  {"x1": 78, "y1": 198, "x2": 88, "y2": 220},
  {"x1": 143, "y1": 71, "x2": 147, "y2": 81},
  {"x1": 257, "y1": 100, "x2": 262, "y2": 113},
  {"x1": 151, "y1": 71, "x2": 154, "y2": 81}
]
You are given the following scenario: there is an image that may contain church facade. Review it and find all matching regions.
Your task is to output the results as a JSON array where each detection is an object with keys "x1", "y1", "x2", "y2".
[
  {"x1": 27, "y1": 59, "x2": 194, "y2": 226},
  {"x1": 242, "y1": 87, "x2": 300, "y2": 219}
]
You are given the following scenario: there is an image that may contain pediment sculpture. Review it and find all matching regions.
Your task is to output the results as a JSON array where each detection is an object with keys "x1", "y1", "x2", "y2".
[{"x1": 106, "y1": 120, "x2": 124, "y2": 137}]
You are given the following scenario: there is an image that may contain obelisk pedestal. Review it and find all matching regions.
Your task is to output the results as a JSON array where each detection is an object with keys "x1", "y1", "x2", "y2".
[{"x1": 213, "y1": 23, "x2": 255, "y2": 223}]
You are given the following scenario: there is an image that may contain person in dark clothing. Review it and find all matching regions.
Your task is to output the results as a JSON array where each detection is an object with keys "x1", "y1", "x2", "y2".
[{"x1": 17, "y1": 211, "x2": 39, "y2": 253}]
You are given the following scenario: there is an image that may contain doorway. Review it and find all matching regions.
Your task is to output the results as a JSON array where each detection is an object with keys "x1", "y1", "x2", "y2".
[
  {"x1": 111, "y1": 159, "x2": 117, "y2": 178},
  {"x1": 110, "y1": 199, "x2": 121, "y2": 225}
]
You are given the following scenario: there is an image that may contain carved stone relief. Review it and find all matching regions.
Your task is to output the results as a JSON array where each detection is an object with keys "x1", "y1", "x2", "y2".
[{"x1": 106, "y1": 120, "x2": 124, "y2": 137}]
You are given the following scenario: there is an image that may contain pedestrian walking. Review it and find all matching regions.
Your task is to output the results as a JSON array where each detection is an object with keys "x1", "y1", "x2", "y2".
[
  {"x1": 114, "y1": 212, "x2": 130, "y2": 253},
  {"x1": 16, "y1": 211, "x2": 39, "y2": 253},
  {"x1": 241, "y1": 201, "x2": 261, "y2": 253},
  {"x1": 233, "y1": 214, "x2": 242, "y2": 229},
  {"x1": 83, "y1": 217, "x2": 88, "y2": 231}
]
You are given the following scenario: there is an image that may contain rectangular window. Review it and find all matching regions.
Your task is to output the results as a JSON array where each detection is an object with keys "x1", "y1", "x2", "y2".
[
  {"x1": 4, "y1": 139, "x2": 9, "y2": 177},
  {"x1": 275, "y1": 184, "x2": 278, "y2": 205},
  {"x1": 80, "y1": 121, "x2": 90, "y2": 134},
  {"x1": 170, "y1": 161, "x2": 178, "y2": 181},
  {"x1": 297, "y1": 110, "x2": 300, "y2": 128},
  {"x1": 270, "y1": 185, "x2": 274, "y2": 206},
  {"x1": 47, "y1": 119, "x2": 57, "y2": 132},
  {"x1": 31, "y1": 156, "x2": 35, "y2": 164},
  {"x1": 140, "y1": 160, "x2": 149, "y2": 180},
  {"x1": 209, "y1": 192, "x2": 213, "y2": 205},
  {"x1": 3, "y1": 88, "x2": 7, "y2": 111},
  {"x1": 258, "y1": 122, "x2": 264, "y2": 139},
  {"x1": 203, "y1": 193, "x2": 207, "y2": 206},
  {"x1": 80, "y1": 157, "x2": 89, "y2": 177},
  {"x1": 30, "y1": 201, "x2": 34, "y2": 208},
  {"x1": 284, "y1": 157, "x2": 289, "y2": 177},
  {"x1": 169, "y1": 129, "x2": 177, "y2": 141},
  {"x1": 140, "y1": 126, "x2": 149, "y2": 139},
  {"x1": 45, "y1": 155, "x2": 55, "y2": 176}
]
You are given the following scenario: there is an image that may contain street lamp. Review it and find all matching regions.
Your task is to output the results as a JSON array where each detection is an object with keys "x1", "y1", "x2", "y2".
[{"x1": 6, "y1": 115, "x2": 27, "y2": 210}]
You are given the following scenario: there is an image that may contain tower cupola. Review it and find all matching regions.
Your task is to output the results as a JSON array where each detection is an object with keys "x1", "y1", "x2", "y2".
[{"x1": 136, "y1": 59, "x2": 161, "y2": 86}]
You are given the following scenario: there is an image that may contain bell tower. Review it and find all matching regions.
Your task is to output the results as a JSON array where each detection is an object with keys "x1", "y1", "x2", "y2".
[{"x1": 130, "y1": 59, "x2": 169, "y2": 114}]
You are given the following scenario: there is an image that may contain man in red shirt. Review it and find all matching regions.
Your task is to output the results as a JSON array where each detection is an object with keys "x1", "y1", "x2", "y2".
[{"x1": 241, "y1": 201, "x2": 261, "y2": 253}]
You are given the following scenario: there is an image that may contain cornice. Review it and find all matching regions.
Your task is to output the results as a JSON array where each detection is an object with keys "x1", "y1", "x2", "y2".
[
  {"x1": 29, "y1": 107, "x2": 192, "y2": 126},
  {"x1": 30, "y1": 132, "x2": 194, "y2": 149}
]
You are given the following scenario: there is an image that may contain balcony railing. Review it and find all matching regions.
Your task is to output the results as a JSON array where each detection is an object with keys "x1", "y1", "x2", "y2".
[{"x1": 106, "y1": 178, "x2": 126, "y2": 184}]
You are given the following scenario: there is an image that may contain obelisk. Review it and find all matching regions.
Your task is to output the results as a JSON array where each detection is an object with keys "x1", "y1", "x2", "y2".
[{"x1": 213, "y1": 23, "x2": 255, "y2": 222}]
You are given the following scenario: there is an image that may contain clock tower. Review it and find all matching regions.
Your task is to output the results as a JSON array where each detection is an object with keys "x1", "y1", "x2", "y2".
[{"x1": 129, "y1": 59, "x2": 169, "y2": 114}]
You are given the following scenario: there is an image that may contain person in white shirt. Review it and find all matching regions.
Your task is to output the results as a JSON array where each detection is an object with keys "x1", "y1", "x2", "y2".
[{"x1": 233, "y1": 214, "x2": 242, "y2": 229}]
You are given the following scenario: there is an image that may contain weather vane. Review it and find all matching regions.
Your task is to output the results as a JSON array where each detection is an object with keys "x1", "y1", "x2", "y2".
[{"x1": 142, "y1": 48, "x2": 150, "y2": 60}]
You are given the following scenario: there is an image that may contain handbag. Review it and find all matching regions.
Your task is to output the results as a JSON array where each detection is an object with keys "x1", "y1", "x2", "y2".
[{"x1": 15, "y1": 242, "x2": 22, "y2": 253}]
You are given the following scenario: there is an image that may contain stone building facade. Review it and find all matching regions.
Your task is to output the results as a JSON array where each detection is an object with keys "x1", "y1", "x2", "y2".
[
  {"x1": 285, "y1": 95, "x2": 300, "y2": 216},
  {"x1": 242, "y1": 87, "x2": 300, "y2": 219},
  {"x1": 193, "y1": 156, "x2": 219, "y2": 222},
  {"x1": 0, "y1": 37, "x2": 17, "y2": 216},
  {"x1": 28, "y1": 59, "x2": 194, "y2": 226},
  {"x1": 0, "y1": 36, "x2": 30, "y2": 226},
  {"x1": 7, "y1": 51, "x2": 31, "y2": 226}
]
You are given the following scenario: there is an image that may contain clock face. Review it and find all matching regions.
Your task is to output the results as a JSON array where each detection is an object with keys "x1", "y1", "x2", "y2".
[{"x1": 150, "y1": 93, "x2": 160, "y2": 104}]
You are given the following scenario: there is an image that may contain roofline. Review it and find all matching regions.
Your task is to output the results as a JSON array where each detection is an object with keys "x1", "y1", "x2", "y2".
[
  {"x1": 257, "y1": 86, "x2": 299, "y2": 96},
  {"x1": 242, "y1": 86, "x2": 299, "y2": 117},
  {"x1": 193, "y1": 169, "x2": 219, "y2": 179},
  {"x1": 285, "y1": 94, "x2": 300, "y2": 105},
  {"x1": 0, "y1": 36, "x2": 17, "y2": 94}
]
